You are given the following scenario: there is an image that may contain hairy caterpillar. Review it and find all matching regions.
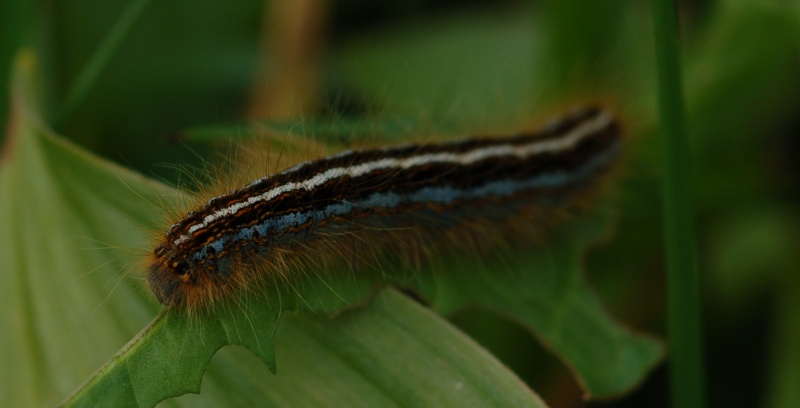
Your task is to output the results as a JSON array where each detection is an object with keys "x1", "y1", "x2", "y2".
[{"x1": 147, "y1": 106, "x2": 622, "y2": 309}]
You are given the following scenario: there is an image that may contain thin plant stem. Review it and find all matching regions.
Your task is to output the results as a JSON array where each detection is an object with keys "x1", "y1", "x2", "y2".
[{"x1": 651, "y1": 1, "x2": 707, "y2": 408}]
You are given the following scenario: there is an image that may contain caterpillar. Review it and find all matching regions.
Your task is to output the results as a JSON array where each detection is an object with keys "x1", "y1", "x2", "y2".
[{"x1": 147, "y1": 105, "x2": 622, "y2": 309}]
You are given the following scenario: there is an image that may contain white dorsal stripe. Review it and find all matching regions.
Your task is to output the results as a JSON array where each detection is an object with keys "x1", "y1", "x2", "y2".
[{"x1": 172, "y1": 111, "x2": 612, "y2": 245}]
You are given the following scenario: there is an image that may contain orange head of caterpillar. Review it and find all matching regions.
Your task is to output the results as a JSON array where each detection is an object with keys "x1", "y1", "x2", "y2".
[
  {"x1": 146, "y1": 238, "x2": 235, "y2": 309},
  {"x1": 147, "y1": 192, "x2": 269, "y2": 309},
  {"x1": 147, "y1": 244, "x2": 193, "y2": 307}
]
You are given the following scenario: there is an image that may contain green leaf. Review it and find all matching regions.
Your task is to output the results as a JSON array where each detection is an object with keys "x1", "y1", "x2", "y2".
[
  {"x1": 1, "y1": 51, "x2": 165, "y2": 407},
  {"x1": 263, "y1": 289, "x2": 549, "y2": 408},
  {"x1": 70, "y1": 290, "x2": 550, "y2": 408},
  {"x1": 429, "y1": 211, "x2": 664, "y2": 398}
]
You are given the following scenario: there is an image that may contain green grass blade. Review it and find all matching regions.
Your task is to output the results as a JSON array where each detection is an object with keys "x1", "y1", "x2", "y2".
[
  {"x1": 651, "y1": 1, "x2": 707, "y2": 407},
  {"x1": 55, "y1": 0, "x2": 154, "y2": 126}
]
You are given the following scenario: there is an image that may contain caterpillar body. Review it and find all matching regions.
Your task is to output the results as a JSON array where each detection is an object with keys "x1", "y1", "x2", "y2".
[{"x1": 147, "y1": 106, "x2": 622, "y2": 309}]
